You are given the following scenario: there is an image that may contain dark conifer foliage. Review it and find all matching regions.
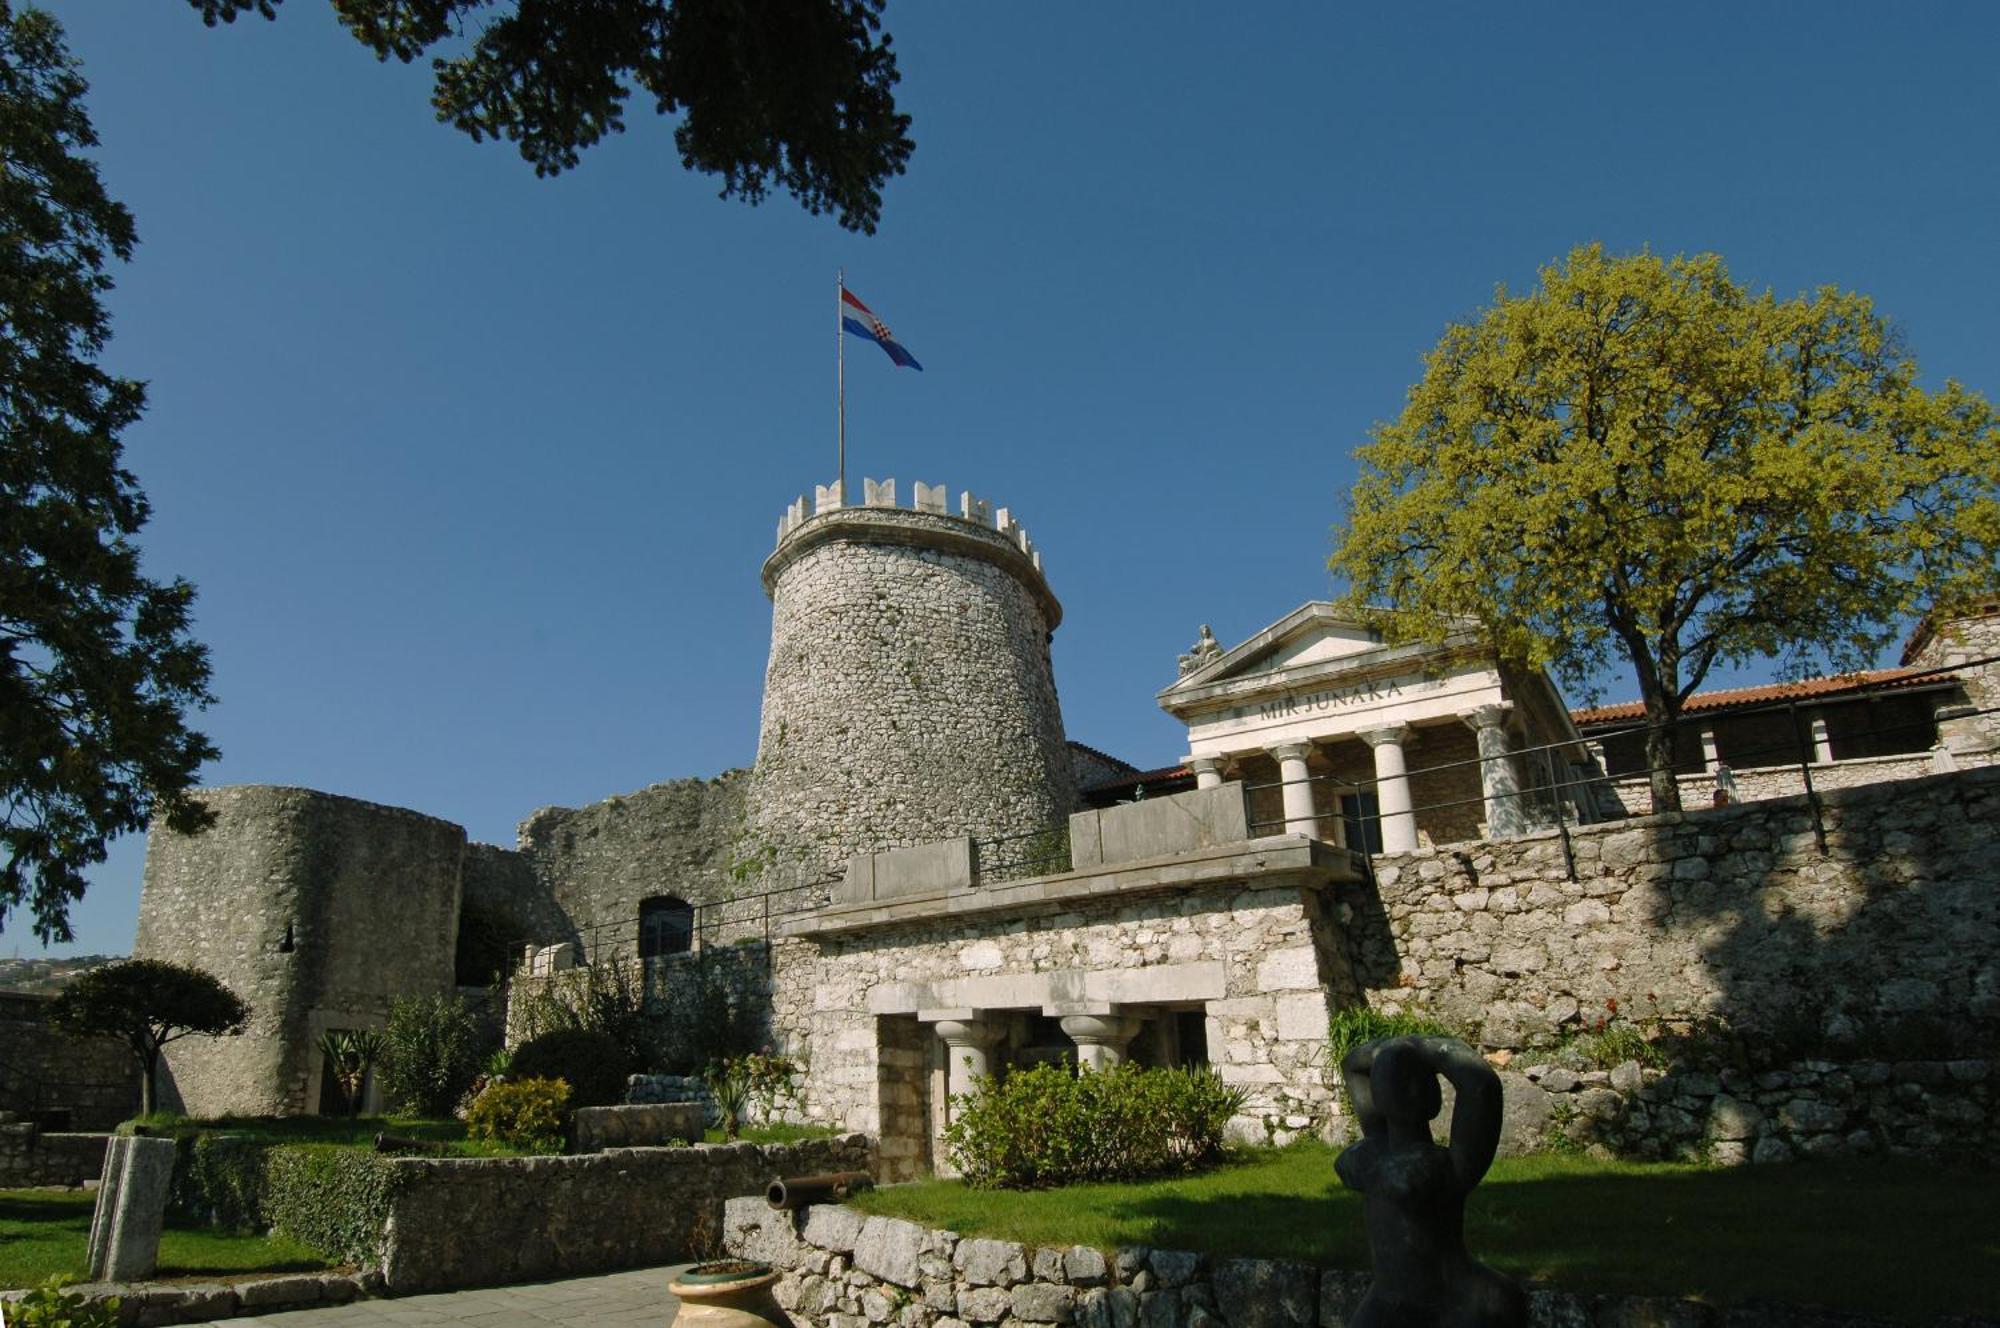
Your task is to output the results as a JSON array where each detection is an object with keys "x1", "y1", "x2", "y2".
[{"x1": 1, "y1": 2, "x2": 218, "y2": 942}]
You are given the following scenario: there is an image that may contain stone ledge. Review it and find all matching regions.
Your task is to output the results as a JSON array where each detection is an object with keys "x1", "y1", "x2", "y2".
[
  {"x1": 784, "y1": 836, "x2": 1362, "y2": 938},
  {"x1": 0, "y1": 1271, "x2": 379, "y2": 1328}
]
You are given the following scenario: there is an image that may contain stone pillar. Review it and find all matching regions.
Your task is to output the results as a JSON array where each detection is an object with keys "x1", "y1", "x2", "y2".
[
  {"x1": 1188, "y1": 755, "x2": 1223, "y2": 790},
  {"x1": 1359, "y1": 726, "x2": 1418, "y2": 853},
  {"x1": 1699, "y1": 726, "x2": 1722, "y2": 773},
  {"x1": 1460, "y1": 705, "x2": 1529, "y2": 838},
  {"x1": 87, "y1": 1136, "x2": 177, "y2": 1282},
  {"x1": 1810, "y1": 714, "x2": 1835, "y2": 764},
  {"x1": 1268, "y1": 742, "x2": 1319, "y2": 838},
  {"x1": 930, "y1": 1015, "x2": 1005, "y2": 1109},
  {"x1": 1058, "y1": 1012, "x2": 1141, "y2": 1071}
]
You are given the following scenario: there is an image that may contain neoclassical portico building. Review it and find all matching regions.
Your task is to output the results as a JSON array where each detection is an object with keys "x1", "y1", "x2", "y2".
[{"x1": 1158, "y1": 604, "x2": 1601, "y2": 851}]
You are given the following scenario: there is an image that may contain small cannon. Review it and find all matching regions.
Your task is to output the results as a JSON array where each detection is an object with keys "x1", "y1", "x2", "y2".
[{"x1": 764, "y1": 1170, "x2": 874, "y2": 1210}]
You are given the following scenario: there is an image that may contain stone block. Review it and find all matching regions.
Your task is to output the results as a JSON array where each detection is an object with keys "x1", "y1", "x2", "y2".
[
  {"x1": 1064, "y1": 1245, "x2": 1109, "y2": 1286},
  {"x1": 1211, "y1": 1257, "x2": 1316, "y2": 1328},
  {"x1": 1139, "y1": 1288, "x2": 1181, "y2": 1328},
  {"x1": 1033, "y1": 1248, "x2": 1067, "y2": 1283},
  {"x1": 959, "y1": 1287, "x2": 1013, "y2": 1323},
  {"x1": 571, "y1": 1103, "x2": 703, "y2": 1150},
  {"x1": 235, "y1": 1277, "x2": 320, "y2": 1310},
  {"x1": 1256, "y1": 947, "x2": 1321, "y2": 993},
  {"x1": 806, "y1": 1203, "x2": 869, "y2": 1252},
  {"x1": 1272, "y1": 993, "x2": 1328, "y2": 1042},
  {"x1": 1014, "y1": 1284, "x2": 1078, "y2": 1323},
  {"x1": 1147, "y1": 1250, "x2": 1202, "y2": 1288},
  {"x1": 957, "y1": 1237, "x2": 1030, "y2": 1286},
  {"x1": 855, "y1": 1216, "x2": 928, "y2": 1288}
]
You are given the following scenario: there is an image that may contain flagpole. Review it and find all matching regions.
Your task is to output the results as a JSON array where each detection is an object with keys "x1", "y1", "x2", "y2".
[{"x1": 836, "y1": 269, "x2": 846, "y2": 505}]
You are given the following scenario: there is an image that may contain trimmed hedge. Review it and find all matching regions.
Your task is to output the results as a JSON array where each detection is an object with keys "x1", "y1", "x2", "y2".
[
  {"x1": 509, "y1": 1028, "x2": 628, "y2": 1107},
  {"x1": 169, "y1": 1133, "x2": 270, "y2": 1231},
  {"x1": 263, "y1": 1145, "x2": 404, "y2": 1266},
  {"x1": 942, "y1": 1063, "x2": 1245, "y2": 1189}
]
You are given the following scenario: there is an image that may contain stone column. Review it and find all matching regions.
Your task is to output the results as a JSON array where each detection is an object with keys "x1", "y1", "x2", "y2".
[
  {"x1": 1059, "y1": 1012, "x2": 1141, "y2": 1071},
  {"x1": 1699, "y1": 726, "x2": 1722, "y2": 773},
  {"x1": 1460, "y1": 705, "x2": 1529, "y2": 838},
  {"x1": 1267, "y1": 742, "x2": 1319, "y2": 838},
  {"x1": 1359, "y1": 725, "x2": 1418, "y2": 853},
  {"x1": 930, "y1": 1015, "x2": 1005, "y2": 1109},
  {"x1": 1188, "y1": 756, "x2": 1223, "y2": 790}
]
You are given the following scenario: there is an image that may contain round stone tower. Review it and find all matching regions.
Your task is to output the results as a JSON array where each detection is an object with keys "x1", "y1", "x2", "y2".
[{"x1": 745, "y1": 480, "x2": 1076, "y2": 880}]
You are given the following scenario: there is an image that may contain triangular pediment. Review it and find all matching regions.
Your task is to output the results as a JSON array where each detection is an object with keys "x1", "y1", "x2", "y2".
[
  {"x1": 1162, "y1": 604, "x2": 1382, "y2": 692},
  {"x1": 1159, "y1": 603, "x2": 1487, "y2": 714}
]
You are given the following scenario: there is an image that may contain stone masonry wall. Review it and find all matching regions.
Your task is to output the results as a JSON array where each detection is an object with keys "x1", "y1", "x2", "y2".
[
  {"x1": 0, "y1": 992, "x2": 137, "y2": 1129},
  {"x1": 748, "y1": 504, "x2": 1076, "y2": 882},
  {"x1": 1905, "y1": 601, "x2": 2000, "y2": 756},
  {"x1": 135, "y1": 786, "x2": 465, "y2": 1117},
  {"x1": 722, "y1": 1200, "x2": 1933, "y2": 1328},
  {"x1": 770, "y1": 882, "x2": 1361, "y2": 1167},
  {"x1": 378, "y1": 1133, "x2": 873, "y2": 1292},
  {"x1": 0, "y1": 1117, "x2": 109, "y2": 1187},
  {"x1": 1517, "y1": 1053, "x2": 1995, "y2": 1165},
  {"x1": 516, "y1": 771, "x2": 752, "y2": 961},
  {"x1": 1347, "y1": 766, "x2": 2000, "y2": 1050}
]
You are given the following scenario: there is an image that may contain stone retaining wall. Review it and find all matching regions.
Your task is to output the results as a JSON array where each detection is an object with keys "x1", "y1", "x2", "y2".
[
  {"x1": 0, "y1": 1119, "x2": 110, "y2": 1186},
  {"x1": 1350, "y1": 766, "x2": 2000, "y2": 1049},
  {"x1": 1517, "y1": 1055, "x2": 1995, "y2": 1163},
  {"x1": 0, "y1": 1271, "x2": 378, "y2": 1328},
  {"x1": 0, "y1": 992, "x2": 139, "y2": 1130},
  {"x1": 378, "y1": 1133, "x2": 873, "y2": 1293},
  {"x1": 722, "y1": 1200, "x2": 1988, "y2": 1328}
]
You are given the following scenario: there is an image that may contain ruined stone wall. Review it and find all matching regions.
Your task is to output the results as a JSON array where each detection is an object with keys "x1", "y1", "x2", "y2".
[
  {"x1": 515, "y1": 772, "x2": 751, "y2": 961},
  {"x1": 769, "y1": 882, "x2": 1360, "y2": 1159},
  {"x1": 378, "y1": 1133, "x2": 873, "y2": 1292},
  {"x1": 0, "y1": 1117, "x2": 110, "y2": 1186},
  {"x1": 747, "y1": 499, "x2": 1076, "y2": 882},
  {"x1": 1347, "y1": 766, "x2": 2000, "y2": 1051},
  {"x1": 135, "y1": 786, "x2": 465, "y2": 1116},
  {"x1": 0, "y1": 992, "x2": 137, "y2": 1129}
]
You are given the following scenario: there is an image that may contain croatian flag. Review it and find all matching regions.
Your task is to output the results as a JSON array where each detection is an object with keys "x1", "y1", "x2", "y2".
[{"x1": 841, "y1": 288, "x2": 923, "y2": 370}]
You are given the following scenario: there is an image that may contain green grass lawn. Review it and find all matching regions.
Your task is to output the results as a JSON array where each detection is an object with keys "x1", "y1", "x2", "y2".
[
  {"x1": 0, "y1": 1190, "x2": 330, "y2": 1291},
  {"x1": 852, "y1": 1144, "x2": 2000, "y2": 1324}
]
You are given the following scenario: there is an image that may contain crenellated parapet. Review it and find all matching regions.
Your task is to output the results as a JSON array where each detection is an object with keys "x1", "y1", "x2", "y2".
[{"x1": 764, "y1": 478, "x2": 1058, "y2": 628}]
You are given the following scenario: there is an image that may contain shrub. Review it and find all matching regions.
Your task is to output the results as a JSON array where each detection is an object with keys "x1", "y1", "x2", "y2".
[
  {"x1": 465, "y1": 1076, "x2": 571, "y2": 1152},
  {"x1": 10, "y1": 1277, "x2": 120, "y2": 1328},
  {"x1": 1326, "y1": 1005, "x2": 1461, "y2": 1070},
  {"x1": 1555, "y1": 1021, "x2": 1667, "y2": 1071},
  {"x1": 510, "y1": 1027, "x2": 629, "y2": 1106},
  {"x1": 942, "y1": 1063, "x2": 1245, "y2": 1189},
  {"x1": 169, "y1": 1132, "x2": 270, "y2": 1231},
  {"x1": 262, "y1": 1145, "x2": 402, "y2": 1265},
  {"x1": 657, "y1": 965, "x2": 763, "y2": 1073},
  {"x1": 380, "y1": 993, "x2": 490, "y2": 1117}
]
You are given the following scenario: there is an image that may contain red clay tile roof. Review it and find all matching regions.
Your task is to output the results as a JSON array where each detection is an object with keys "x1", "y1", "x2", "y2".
[{"x1": 1570, "y1": 667, "x2": 1956, "y2": 727}]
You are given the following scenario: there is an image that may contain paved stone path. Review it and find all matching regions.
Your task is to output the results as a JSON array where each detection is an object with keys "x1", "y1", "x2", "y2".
[{"x1": 211, "y1": 1267, "x2": 686, "y2": 1328}]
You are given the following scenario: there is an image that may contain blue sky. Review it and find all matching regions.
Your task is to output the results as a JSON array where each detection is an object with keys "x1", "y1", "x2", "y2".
[{"x1": 19, "y1": 2, "x2": 2000, "y2": 956}]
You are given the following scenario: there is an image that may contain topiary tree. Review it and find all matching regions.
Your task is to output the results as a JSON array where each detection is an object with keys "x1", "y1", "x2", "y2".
[
  {"x1": 48, "y1": 959, "x2": 248, "y2": 1114},
  {"x1": 509, "y1": 1027, "x2": 630, "y2": 1108}
]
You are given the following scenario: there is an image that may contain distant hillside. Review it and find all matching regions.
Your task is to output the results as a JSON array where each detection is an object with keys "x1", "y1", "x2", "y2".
[{"x1": 0, "y1": 955, "x2": 125, "y2": 995}]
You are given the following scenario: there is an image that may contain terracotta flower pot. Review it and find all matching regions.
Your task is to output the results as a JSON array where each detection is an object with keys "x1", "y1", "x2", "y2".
[{"x1": 669, "y1": 1260, "x2": 791, "y2": 1328}]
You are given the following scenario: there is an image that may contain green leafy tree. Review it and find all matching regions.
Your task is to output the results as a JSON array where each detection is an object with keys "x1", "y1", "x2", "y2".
[
  {"x1": 1331, "y1": 245, "x2": 2000, "y2": 814},
  {"x1": 47, "y1": 959, "x2": 250, "y2": 1114},
  {"x1": 1, "y1": 2, "x2": 218, "y2": 943},
  {"x1": 187, "y1": 0, "x2": 914, "y2": 234}
]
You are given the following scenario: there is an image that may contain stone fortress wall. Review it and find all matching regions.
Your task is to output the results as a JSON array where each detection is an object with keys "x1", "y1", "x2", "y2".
[
  {"x1": 135, "y1": 786, "x2": 464, "y2": 1116},
  {"x1": 745, "y1": 482, "x2": 1076, "y2": 881}
]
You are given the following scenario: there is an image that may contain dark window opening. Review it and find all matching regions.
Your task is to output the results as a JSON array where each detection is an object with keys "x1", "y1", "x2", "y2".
[
  {"x1": 1175, "y1": 1010, "x2": 1210, "y2": 1067},
  {"x1": 1340, "y1": 791, "x2": 1384, "y2": 855},
  {"x1": 638, "y1": 895, "x2": 695, "y2": 959}
]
